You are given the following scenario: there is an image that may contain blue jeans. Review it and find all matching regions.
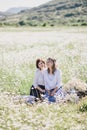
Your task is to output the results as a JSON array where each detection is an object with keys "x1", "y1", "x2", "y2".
[
  {"x1": 45, "y1": 86, "x2": 63, "y2": 102},
  {"x1": 45, "y1": 89, "x2": 56, "y2": 103}
]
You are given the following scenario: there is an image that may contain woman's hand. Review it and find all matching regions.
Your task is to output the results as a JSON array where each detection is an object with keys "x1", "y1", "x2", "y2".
[
  {"x1": 50, "y1": 87, "x2": 58, "y2": 96},
  {"x1": 50, "y1": 91, "x2": 55, "y2": 96},
  {"x1": 47, "y1": 90, "x2": 50, "y2": 96}
]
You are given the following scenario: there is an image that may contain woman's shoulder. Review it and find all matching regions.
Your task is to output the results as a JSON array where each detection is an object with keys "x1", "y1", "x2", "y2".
[
  {"x1": 55, "y1": 69, "x2": 62, "y2": 74},
  {"x1": 35, "y1": 69, "x2": 40, "y2": 74},
  {"x1": 35, "y1": 68, "x2": 47, "y2": 74},
  {"x1": 43, "y1": 68, "x2": 48, "y2": 74}
]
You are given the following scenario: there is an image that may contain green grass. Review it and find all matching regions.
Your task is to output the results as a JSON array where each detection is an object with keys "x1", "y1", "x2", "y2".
[
  {"x1": 0, "y1": 27, "x2": 87, "y2": 130},
  {"x1": 0, "y1": 27, "x2": 87, "y2": 94},
  {"x1": 0, "y1": 92, "x2": 87, "y2": 130},
  {"x1": 79, "y1": 97, "x2": 87, "y2": 112}
]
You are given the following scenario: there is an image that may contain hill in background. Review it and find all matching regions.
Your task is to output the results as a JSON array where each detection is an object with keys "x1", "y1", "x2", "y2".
[
  {"x1": 0, "y1": 0, "x2": 87, "y2": 27},
  {"x1": 0, "y1": 7, "x2": 30, "y2": 21},
  {"x1": 6, "y1": 7, "x2": 31, "y2": 14}
]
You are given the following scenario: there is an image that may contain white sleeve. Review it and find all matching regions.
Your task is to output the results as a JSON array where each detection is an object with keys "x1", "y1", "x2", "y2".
[
  {"x1": 56, "y1": 70, "x2": 62, "y2": 88},
  {"x1": 44, "y1": 80, "x2": 50, "y2": 90},
  {"x1": 33, "y1": 71, "x2": 38, "y2": 88},
  {"x1": 43, "y1": 71, "x2": 49, "y2": 90}
]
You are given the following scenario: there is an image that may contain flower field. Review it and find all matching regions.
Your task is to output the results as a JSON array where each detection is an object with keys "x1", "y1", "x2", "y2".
[{"x1": 0, "y1": 27, "x2": 87, "y2": 130}]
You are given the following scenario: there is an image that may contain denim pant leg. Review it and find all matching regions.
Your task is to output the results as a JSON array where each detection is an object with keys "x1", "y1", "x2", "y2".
[
  {"x1": 49, "y1": 89, "x2": 56, "y2": 102},
  {"x1": 45, "y1": 90, "x2": 56, "y2": 102},
  {"x1": 49, "y1": 96, "x2": 56, "y2": 102}
]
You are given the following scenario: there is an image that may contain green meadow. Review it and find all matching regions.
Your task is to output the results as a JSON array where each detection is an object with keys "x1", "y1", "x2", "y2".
[{"x1": 0, "y1": 27, "x2": 87, "y2": 130}]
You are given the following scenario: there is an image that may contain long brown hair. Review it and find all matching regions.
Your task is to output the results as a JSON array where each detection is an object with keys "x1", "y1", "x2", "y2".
[{"x1": 47, "y1": 58, "x2": 56, "y2": 74}]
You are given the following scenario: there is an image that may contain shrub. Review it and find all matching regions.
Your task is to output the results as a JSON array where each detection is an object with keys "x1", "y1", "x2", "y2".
[
  {"x1": 81, "y1": 23, "x2": 87, "y2": 26},
  {"x1": 0, "y1": 22, "x2": 3, "y2": 26},
  {"x1": 42, "y1": 23, "x2": 46, "y2": 27},
  {"x1": 79, "y1": 97, "x2": 87, "y2": 112},
  {"x1": 50, "y1": 24, "x2": 54, "y2": 26},
  {"x1": 18, "y1": 21, "x2": 26, "y2": 26}
]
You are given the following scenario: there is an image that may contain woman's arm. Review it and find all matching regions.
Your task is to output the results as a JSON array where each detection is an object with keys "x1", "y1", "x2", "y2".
[
  {"x1": 56, "y1": 69, "x2": 62, "y2": 89},
  {"x1": 43, "y1": 70, "x2": 50, "y2": 91},
  {"x1": 36, "y1": 86, "x2": 45, "y2": 93},
  {"x1": 51, "y1": 70, "x2": 62, "y2": 96},
  {"x1": 33, "y1": 70, "x2": 38, "y2": 88},
  {"x1": 33, "y1": 70, "x2": 45, "y2": 93}
]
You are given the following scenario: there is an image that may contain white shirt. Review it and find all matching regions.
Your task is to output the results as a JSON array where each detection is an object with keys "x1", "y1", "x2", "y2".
[
  {"x1": 33, "y1": 69, "x2": 45, "y2": 88},
  {"x1": 44, "y1": 69, "x2": 62, "y2": 90}
]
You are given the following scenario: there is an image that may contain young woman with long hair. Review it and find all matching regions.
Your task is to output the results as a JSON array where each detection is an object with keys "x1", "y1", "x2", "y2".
[
  {"x1": 30, "y1": 59, "x2": 46, "y2": 100},
  {"x1": 44, "y1": 58, "x2": 62, "y2": 102}
]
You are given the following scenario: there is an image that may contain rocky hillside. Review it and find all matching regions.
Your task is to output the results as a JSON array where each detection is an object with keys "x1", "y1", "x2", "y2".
[{"x1": 0, "y1": 0, "x2": 87, "y2": 26}]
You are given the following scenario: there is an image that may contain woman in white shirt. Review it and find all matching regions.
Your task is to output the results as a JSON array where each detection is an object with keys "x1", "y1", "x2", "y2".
[
  {"x1": 44, "y1": 58, "x2": 62, "y2": 102},
  {"x1": 30, "y1": 59, "x2": 45, "y2": 100}
]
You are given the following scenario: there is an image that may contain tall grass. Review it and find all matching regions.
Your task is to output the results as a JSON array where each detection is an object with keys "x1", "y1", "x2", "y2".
[
  {"x1": 0, "y1": 27, "x2": 87, "y2": 130},
  {"x1": 0, "y1": 27, "x2": 87, "y2": 94}
]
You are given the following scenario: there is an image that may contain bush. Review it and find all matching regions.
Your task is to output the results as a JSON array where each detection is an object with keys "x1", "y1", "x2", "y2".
[
  {"x1": 26, "y1": 21, "x2": 38, "y2": 27},
  {"x1": 0, "y1": 23, "x2": 3, "y2": 26},
  {"x1": 18, "y1": 21, "x2": 26, "y2": 26},
  {"x1": 3, "y1": 22, "x2": 18, "y2": 26},
  {"x1": 79, "y1": 97, "x2": 87, "y2": 112},
  {"x1": 79, "y1": 103, "x2": 87, "y2": 112},
  {"x1": 42, "y1": 23, "x2": 46, "y2": 27},
  {"x1": 50, "y1": 24, "x2": 54, "y2": 26},
  {"x1": 81, "y1": 23, "x2": 87, "y2": 26},
  {"x1": 3, "y1": 22, "x2": 10, "y2": 26},
  {"x1": 72, "y1": 23, "x2": 79, "y2": 26}
]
